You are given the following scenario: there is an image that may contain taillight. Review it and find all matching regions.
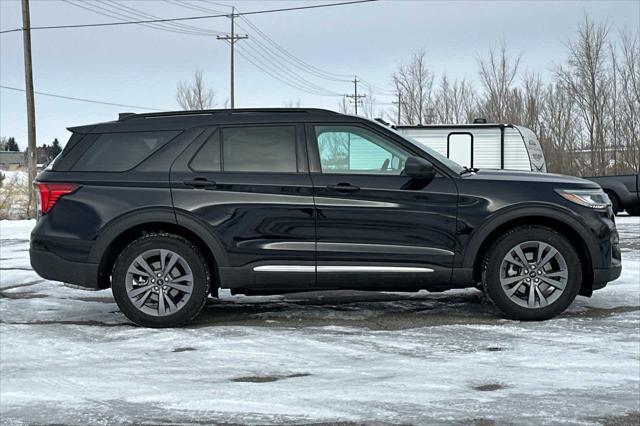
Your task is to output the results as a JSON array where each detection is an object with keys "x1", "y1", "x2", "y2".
[{"x1": 34, "y1": 182, "x2": 80, "y2": 214}]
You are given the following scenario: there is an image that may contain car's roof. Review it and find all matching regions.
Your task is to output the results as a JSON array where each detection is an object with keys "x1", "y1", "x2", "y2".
[{"x1": 68, "y1": 108, "x2": 359, "y2": 133}]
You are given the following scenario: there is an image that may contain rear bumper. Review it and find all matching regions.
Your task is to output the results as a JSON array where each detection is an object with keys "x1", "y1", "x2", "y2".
[{"x1": 29, "y1": 248, "x2": 100, "y2": 290}]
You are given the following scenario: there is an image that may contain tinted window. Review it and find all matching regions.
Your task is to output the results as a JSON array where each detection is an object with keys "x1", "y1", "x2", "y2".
[
  {"x1": 315, "y1": 126, "x2": 409, "y2": 175},
  {"x1": 190, "y1": 131, "x2": 221, "y2": 172},
  {"x1": 72, "y1": 131, "x2": 179, "y2": 172},
  {"x1": 222, "y1": 126, "x2": 297, "y2": 172}
]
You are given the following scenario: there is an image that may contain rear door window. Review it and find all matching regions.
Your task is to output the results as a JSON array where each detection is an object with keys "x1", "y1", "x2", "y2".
[
  {"x1": 72, "y1": 131, "x2": 179, "y2": 172},
  {"x1": 222, "y1": 126, "x2": 297, "y2": 172}
]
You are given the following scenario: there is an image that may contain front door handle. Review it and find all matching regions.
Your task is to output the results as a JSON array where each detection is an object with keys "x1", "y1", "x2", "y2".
[
  {"x1": 183, "y1": 177, "x2": 216, "y2": 188},
  {"x1": 326, "y1": 183, "x2": 360, "y2": 193}
]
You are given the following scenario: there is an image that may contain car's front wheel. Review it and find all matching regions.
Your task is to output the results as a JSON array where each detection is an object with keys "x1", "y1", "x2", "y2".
[
  {"x1": 112, "y1": 233, "x2": 210, "y2": 327},
  {"x1": 482, "y1": 225, "x2": 581, "y2": 321}
]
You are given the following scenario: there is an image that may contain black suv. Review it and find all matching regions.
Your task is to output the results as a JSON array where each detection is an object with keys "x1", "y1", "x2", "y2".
[{"x1": 30, "y1": 109, "x2": 621, "y2": 327}]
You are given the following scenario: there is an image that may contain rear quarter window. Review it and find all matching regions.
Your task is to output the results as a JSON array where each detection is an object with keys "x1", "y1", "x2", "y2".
[{"x1": 71, "y1": 131, "x2": 179, "y2": 172}]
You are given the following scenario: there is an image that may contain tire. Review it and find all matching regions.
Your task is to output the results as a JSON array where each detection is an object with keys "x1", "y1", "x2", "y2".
[
  {"x1": 606, "y1": 191, "x2": 621, "y2": 215},
  {"x1": 112, "y1": 233, "x2": 211, "y2": 328},
  {"x1": 481, "y1": 225, "x2": 581, "y2": 321},
  {"x1": 625, "y1": 206, "x2": 640, "y2": 216}
]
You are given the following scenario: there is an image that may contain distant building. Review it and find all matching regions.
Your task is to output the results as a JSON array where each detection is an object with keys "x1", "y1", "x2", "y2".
[{"x1": 0, "y1": 151, "x2": 26, "y2": 171}]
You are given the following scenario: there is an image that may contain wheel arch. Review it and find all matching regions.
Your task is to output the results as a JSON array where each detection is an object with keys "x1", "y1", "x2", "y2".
[
  {"x1": 90, "y1": 208, "x2": 227, "y2": 289},
  {"x1": 465, "y1": 206, "x2": 597, "y2": 296}
]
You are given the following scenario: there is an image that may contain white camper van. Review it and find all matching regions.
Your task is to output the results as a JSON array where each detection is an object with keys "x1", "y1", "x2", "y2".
[{"x1": 396, "y1": 123, "x2": 547, "y2": 172}]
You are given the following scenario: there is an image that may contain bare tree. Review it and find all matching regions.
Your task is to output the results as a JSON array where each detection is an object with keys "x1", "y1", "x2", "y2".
[
  {"x1": 434, "y1": 74, "x2": 477, "y2": 124},
  {"x1": 614, "y1": 30, "x2": 640, "y2": 172},
  {"x1": 540, "y1": 83, "x2": 581, "y2": 175},
  {"x1": 392, "y1": 51, "x2": 435, "y2": 125},
  {"x1": 519, "y1": 73, "x2": 546, "y2": 134},
  {"x1": 361, "y1": 87, "x2": 380, "y2": 120},
  {"x1": 176, "y1": 70, "x2": 216, "y2": 110},
  {"x1": 477, "y1": 43, "x2": 521, "y2": 122},
  {"x1": 337, "y1": 96, "x2": 351, "y2": 115},
  {"x1": 555, "y1": 15, "x2": 612, "y2": 175}
]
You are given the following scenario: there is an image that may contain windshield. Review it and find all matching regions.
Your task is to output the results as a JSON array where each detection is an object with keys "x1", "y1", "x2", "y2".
[{"x1": 386, "y1": 126, "x2": 465, "y2": 174}]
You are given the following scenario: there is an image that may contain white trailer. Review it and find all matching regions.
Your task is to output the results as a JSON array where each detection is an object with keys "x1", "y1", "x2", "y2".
[{"x1": 396, "y1": 123, "x2": 546, "y2": 172}]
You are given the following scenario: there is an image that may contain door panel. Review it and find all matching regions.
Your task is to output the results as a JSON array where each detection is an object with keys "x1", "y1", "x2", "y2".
[
  {"x1": 308, "y1": 124, "x2": 458, "y2": 289},
  {"x1": 170, "y1": 125, "x2": 316, "y2": 291}
]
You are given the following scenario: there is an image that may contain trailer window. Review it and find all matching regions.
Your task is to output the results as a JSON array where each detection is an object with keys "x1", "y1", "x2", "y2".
[{"x1": 447, "y1": 133, "x2": 473, "y2": 168}]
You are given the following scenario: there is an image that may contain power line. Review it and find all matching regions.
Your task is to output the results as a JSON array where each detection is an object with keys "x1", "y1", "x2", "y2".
[
  {"x1": 358, "y1": 76, "x2": 395, "y2": 95},
  {"x1": 0, "y1": 0, "x2": 376, "y2": 34},
  {"x1": 233, "y1": 21, "x2": 343, "y2": 95},
  {"x1": 61, "y1": 0, "x2": 221, "y2": 36},
  {"x1": 237, "y1": 40, "x2": 342, "y2": 96},
  {"x1": 0, "y1": 85, "x2": 166, "y2": 111},
  {"x1": 237, "y1": 14, "x2": 352, "y2": 82},
  {"x1": 96, "y1": 0, "x2": 223, "y2": 35},
  {"x1": 232, "y1": 43, "x2": 342, "y2": 97},
  {"x1": 162, "y1": 0, "x2": 226, "y2": 14}
]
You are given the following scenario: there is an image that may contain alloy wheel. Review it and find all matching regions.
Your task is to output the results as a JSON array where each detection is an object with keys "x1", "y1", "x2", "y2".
[
  {"x1": 125, "y1": 249, "x2": 194, "y2": 317},
  {"x1": 499, "y1": 241, "x2": 568, "y2": 309}
]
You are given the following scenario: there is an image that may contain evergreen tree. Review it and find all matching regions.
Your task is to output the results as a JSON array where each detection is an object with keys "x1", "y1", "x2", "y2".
[
  {"x1": 50, "y1": 138, "x2": 62, "y2": 158},
  {"x1": 36, "y1": 145, "x2": 50, "y2": 164},
  {"x1": 6, "y1": 137, "x2": 19, "y2": 151}
]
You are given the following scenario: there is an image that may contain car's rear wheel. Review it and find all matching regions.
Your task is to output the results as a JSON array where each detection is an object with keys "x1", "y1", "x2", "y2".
[
  {"x1": 112, "y1": 233, "x2": 210, "y2": 327},
  {"x1": 482, "y1": 226, "x2": 581, "y2": 321}
]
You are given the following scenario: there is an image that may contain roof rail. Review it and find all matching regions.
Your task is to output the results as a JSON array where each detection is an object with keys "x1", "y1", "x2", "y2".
[{"x1": 119, "y1": 108, "x2": 338, "y2": 121}]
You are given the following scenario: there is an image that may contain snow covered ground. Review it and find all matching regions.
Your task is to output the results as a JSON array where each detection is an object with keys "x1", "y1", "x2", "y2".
[{"x1": 1, "y1": 217, "x2": 639, "y2": 425}]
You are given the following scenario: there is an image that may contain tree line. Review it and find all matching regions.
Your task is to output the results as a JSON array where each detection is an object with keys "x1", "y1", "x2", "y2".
[
  {"x1": 174, "y1": 14, "x2": 638, "y2": 177},
  {"x1": 370, "y1": 15, "x2": 638, "y2": 176},
  {"x1": 0, "y1": 137, "x2": 62, "y2": 163}
]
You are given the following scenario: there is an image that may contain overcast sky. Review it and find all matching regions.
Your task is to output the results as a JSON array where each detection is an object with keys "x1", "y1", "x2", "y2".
[{"x1": 1, "y1": 0, "x2": 638, "y2": 148}]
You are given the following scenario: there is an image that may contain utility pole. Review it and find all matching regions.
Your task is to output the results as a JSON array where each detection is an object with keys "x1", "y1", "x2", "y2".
[
  {"x1": 392, "y1": 91, "x2": 402, "y2": 124},
  {"x1": 345, "y1": 75, "x2": 365, "y2": 115},
  {"x1": 217, "y1": 6, "x2": 247, "y2": 109},
  {"x1": 21, "y1": 0, "x2": 37, "y2": 217}
]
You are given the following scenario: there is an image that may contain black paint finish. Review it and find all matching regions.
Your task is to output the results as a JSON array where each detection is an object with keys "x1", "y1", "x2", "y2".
[{"x1": 30, "y1": 109, "x2": 621, "y2": 296}]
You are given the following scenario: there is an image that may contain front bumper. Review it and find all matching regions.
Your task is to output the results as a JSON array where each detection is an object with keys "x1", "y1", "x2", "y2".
[
  {"x1": 30, "y1": 248, "x2": 100, "y2": 290},
  {"x1": 592, "y1": 262, "x2": 622, "y2": 291}
]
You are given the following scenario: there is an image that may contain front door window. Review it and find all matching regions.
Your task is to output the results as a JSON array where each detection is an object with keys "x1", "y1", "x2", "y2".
[{"x1": 315, "y1": 126, "x2": 410, "y2": 175}]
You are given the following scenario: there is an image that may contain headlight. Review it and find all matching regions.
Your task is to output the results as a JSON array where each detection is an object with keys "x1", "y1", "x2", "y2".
[{"x1": 555, "y1": 189, "x2": 610, "y2": 209}]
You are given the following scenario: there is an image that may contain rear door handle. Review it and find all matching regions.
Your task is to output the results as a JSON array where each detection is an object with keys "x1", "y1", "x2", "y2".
[
  {"x1": 326, "y1": 183, "x2": 360, "y2": 193},
  {"x1": 183, "y1": 177, "x2": 216, "y2": 188}
]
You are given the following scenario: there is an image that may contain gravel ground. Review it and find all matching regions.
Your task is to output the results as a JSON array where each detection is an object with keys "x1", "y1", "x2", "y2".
[{"x1": 1, "y1": 216, "x2": 639, "y2": 425}]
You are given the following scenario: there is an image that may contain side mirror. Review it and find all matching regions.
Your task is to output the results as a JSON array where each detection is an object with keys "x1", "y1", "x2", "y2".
[{"x1": 404, "y1": 157, "x2": 435, "y2": 179}]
